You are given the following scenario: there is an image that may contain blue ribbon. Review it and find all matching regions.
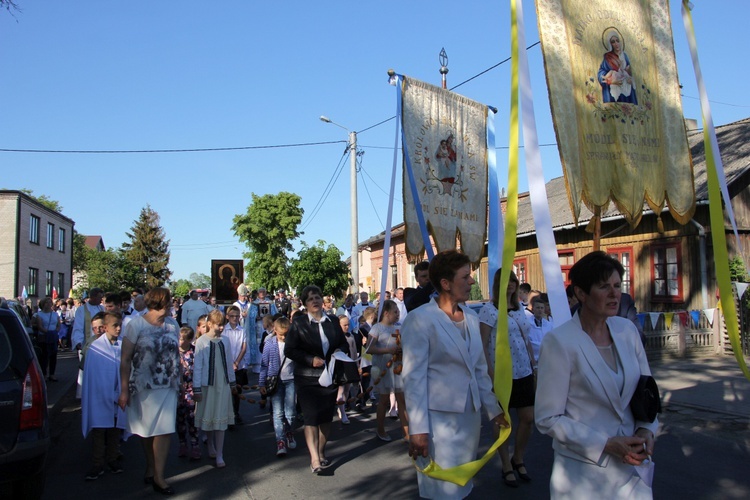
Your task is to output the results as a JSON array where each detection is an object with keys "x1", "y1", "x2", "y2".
[
  {"x1": 397, "y1": 75, "x2": 435, "y2": 261},
  {"x1": 487, "y1": 109, "x2": 502, "y2": 282}
]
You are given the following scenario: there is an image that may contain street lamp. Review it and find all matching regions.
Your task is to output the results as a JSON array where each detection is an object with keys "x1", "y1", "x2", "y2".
[{"x1": 320, "y1": 115, "x2": 359, "y2": 294}]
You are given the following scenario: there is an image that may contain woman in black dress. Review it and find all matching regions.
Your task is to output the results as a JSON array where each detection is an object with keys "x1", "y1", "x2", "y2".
[{"x1": 285, "y1": 285, "x2": 348, "y2": 474}]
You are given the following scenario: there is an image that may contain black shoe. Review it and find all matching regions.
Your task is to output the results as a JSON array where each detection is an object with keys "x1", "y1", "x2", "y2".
[
  {"x1": 143, "y1": 476, "x2": 154, "y2": 485},
  {"x1": 85, "y1": 466, "x2": 104, "y2": 481},
  {"x1": 108, "y1": 461, "x2": 124, "y2": 474},
  {"x1": 511, "y1": 459, "x2": 531, "y2": 481},
  {"x1": 234, "y1": 414, "x2": 244, "y2": 425},
  {"x1": 503, "y1": 469, "x2": 519, "y2": 488},
  {"x1": 153, "y1": 483, "x2": 175, "y2": 496}
]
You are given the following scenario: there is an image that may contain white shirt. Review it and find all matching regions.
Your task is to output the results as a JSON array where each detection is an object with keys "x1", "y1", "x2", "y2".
[
  {"x1": 223, "y1": 323, "x2": 247, "y2": 370},
  {"x1": 181, "y1": 298, "x2": 211, "y2": 333}
]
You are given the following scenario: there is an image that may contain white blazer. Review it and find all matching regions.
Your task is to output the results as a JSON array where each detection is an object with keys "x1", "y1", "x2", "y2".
[
  {"x1": 535, "y1": 313, "x2": 659, "y2": 468},
  {"x1": 401, "y1": 299, "x2": 501, "y2": 435}
]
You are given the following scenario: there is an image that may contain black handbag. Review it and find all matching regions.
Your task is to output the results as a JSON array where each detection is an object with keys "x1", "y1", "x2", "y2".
[
  {"x1": 266, "y1": 356, "x2": 287, "y2": 396},
  {"x1": 630, "y1": 375, "x2": 662, "y2": 423},
  {"x1": 332, "y1": 359, "x2": 360, "y2": 385}
]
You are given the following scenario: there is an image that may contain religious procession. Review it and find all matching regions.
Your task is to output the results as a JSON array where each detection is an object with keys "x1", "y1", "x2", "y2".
[{"x1": 3, "y1": 1, "x2": 750, "y2": 500}]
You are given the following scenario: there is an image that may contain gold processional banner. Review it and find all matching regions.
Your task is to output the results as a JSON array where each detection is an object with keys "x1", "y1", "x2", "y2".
[
  {"x1": 535, "y1": 0, "x2": 695, "y2": 227},
  {"x1": 401, "y1": 77, "x2": 488, "y2": 264}
]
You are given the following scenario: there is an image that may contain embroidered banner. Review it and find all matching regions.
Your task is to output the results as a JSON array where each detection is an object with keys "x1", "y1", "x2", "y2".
[
  {"x1": 535, "y1": 0, "x2": 695, "y2": 227},
  {"x1": 401, "y1": 77, "x2": 488, "y2": 263}
]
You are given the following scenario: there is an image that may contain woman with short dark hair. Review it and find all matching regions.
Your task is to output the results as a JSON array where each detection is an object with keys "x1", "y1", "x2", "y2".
[
  {"x1": 402, "y1": 250, "x2": 507, "y2": 498},
  {"x1": 284, "y1": 285, "x2": 348, "y2": 474},
  {"x1": 536, "y1": 251, "x2": 657, "y2": 498}
]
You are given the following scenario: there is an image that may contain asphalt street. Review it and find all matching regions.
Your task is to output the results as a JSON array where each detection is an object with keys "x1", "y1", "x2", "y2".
[{"x1": 17, "y1": 352, "x2": 750, "y2": 499}]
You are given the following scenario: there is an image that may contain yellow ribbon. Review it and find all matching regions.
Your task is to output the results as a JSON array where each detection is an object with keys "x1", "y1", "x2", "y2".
[
  {"x1": 683, "y1": 1, "x2": 750, "y2": 381},
  {"x1": 413, "y1": 0, "x2": 519, "y2": 486}
]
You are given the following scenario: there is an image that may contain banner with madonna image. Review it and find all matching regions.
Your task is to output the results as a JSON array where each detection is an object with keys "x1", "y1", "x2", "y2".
[
  {"x1": 535, "y1": 0, "x2": 695, "y2": 228},
  {"x1": 401, "y1": 76, "x2": 488, "y2": 264}
]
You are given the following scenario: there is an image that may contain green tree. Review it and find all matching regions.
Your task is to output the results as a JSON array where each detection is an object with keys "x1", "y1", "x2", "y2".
[
  {"x1": 169, "y1": 279, "x2": 194, "y2": 299},
  {"x1": 289, "y1": 240, "x2": 350, "y2": 297},
  {"x1": 189, "y1": 272, "x2": 211, "y2": 289},
  {"x1": 729, "y1": 256, "x2": 748, "y2": 282},
  {"x1": 74, "y1": 248, "x2": 142, "y2": 295},
  {"x1": 72, "y1": 231, "x2": 88, "y2": 274},
  {"x1": 232, "y1": 192, "x2": 303, "y2": 293},
  {"x1": 121, "y1": 205, "x2": 171, "y2": 288},
  {"x1": 6, "y1": 188, "x2": 64, "y2": 212}
]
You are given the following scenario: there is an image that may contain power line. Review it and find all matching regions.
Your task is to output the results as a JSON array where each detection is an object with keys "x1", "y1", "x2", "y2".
[
  {"x1": 359, "y1": 163, "x2": 402, "y2": 203},
  {"x1": 300, "y1": 148, "x2": 350, "y2": 232},
  {"x1": 0, "y1": 140, "x2": 346, "y2": 154},
  {"x1": 358, "y1": 156, "x2": 385, "y2": 230}
]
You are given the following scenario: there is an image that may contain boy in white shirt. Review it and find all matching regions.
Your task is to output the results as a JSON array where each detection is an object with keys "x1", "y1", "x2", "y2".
[{"x1": 223, "y1": 306, "x2": 247, "y2": 425}]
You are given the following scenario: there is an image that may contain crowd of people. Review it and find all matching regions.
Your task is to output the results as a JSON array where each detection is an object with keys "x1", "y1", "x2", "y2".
[{"x1": 28, "y1": 248, "x2": 657, "y2": 499}]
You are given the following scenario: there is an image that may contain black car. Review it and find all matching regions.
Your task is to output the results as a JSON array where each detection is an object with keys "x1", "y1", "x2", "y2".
[{"x1": 0, "y1": 305, "x2": 49, "y2": 499}]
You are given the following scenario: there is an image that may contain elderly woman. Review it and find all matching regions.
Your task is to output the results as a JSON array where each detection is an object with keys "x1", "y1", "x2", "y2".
[
  {"x1": 478, "y1": 268, "x2": 536, "y2": 488},
  {"x1": 284, "y1": 285, "x2": 348, "y2": 474},
  {"x1": 119, "y1": 288, "x2": 181, "y2": 496},
  {"x1": 535, "y1": 251, "x2": 658, "y2": 499},
  {"x1": 402, "y1": 250, "x2": 507, "y2": 499}
]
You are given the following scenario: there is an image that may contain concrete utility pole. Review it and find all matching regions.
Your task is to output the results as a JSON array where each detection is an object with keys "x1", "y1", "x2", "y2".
[{"x1": 320, "y1": 116, "x2": 359, "y2": 294}]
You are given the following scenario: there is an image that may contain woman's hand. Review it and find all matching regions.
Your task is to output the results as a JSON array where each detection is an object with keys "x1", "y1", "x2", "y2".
[
  {"x1": 117, "y1": 391, "x2": 129, "y2": 410},
  {"x1": 409, "y1": 433, "x2": 430, "y2": 458},
  {"x1": 635, "y1": 428, "x2": 655, "y2": 456},
  {"x1": 231, "y1": 386, "x2": 238, "y2": 396},
  {"x1": 605, "y1": 435, "x2": 648, "y2": 465},
  {"x1": 492, "y1": 412, "x2": 510, "y2": 429},
  {"x1": 312, "y1": 356, "x2": 324, "y2": 368}
]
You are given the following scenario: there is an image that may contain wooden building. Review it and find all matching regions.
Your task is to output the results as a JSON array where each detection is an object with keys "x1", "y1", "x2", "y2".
[{"x1": 360, "y1": 117, "x2": 750, "y2": 314}]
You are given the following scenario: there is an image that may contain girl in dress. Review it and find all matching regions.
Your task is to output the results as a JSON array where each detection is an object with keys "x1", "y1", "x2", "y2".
[
  {"x1": 193, "y1": 310, "x2": 236, "y2": 468},
  {"x1": 176, "y1": 326, "x2": 200, "y2": 460},
  {"x1": 367, "y1": 300, "x2": 409, "y2": 442}
]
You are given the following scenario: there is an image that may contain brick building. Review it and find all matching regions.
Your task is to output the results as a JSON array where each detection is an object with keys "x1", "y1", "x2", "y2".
[{"x1": 0, "y1": 190, "x2": 75, "y2": 301}]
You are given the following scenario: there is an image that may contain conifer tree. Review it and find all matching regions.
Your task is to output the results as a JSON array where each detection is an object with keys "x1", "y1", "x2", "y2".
[{"x1": 122, "y1": 205, "x2": 171, "y2": 288}]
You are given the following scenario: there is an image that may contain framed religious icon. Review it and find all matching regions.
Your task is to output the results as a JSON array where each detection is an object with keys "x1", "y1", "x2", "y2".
[{"x1": 211, "y1": 260, "x2": 243, "y2": 304}]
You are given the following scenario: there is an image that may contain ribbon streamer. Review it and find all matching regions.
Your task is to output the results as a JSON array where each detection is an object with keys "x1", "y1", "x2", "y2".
[
  {"x1": 378, "y1": 76, "x2": 404, "y2": 319},
  {"x1": 487, "y1": 111, "x2": 503, "y2": 281},
  {"x1": 682, "y1": 1, "x2": 750, "y2": 381},
  {"x1": 516, "y1": 0, "x2": 570, "y2": 324}
]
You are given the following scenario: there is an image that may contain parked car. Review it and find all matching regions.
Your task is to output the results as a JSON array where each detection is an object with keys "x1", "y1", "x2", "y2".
[
  {"x1": 0, "y1": 298, "x2": 34, "y2": 337},
  {"x1": 0, "y1": 305, "x2": 49, "y2": 499}
]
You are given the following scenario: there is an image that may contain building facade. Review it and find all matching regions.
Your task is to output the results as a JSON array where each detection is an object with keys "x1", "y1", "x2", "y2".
[{"x1": 0, "y1": 190, "x2": 75, "y2": 301}]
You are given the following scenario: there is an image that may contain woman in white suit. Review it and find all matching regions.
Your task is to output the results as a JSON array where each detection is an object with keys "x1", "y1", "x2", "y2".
[
  {"x1": 402, "y1": 250, "x2": 507, "y2": 499},
  {"x1": 535, "y1": 251, "x2": 658, "y2": 499}
]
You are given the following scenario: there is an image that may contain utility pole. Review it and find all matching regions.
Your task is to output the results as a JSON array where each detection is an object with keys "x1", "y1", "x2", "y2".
[
  {"x1": 320, "y1": 115, "x2": 359, "y2": 294},
  {"x1": 349, "y1": 130, "x2": 359, "y2": 294}
]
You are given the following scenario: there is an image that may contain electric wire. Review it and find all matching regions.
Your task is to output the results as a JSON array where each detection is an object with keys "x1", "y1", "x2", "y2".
[
  {"x1": 0, "y1": 140, "x2": 346, "y2": 154},
  {"x1": 300, "y1": 149, "x2": 350, "y2": 232},
  {"x1": 358, "y1": 155, "x2": 385, "y2": 230},
  {"x1": 359, "y1": 163, "x2": 403, "y2": 203}
]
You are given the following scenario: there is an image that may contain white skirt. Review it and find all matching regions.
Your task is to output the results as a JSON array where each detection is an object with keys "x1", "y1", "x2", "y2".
[
  {"x1": 126, "y1": 388, "x2": 177, "y2": 437},
  {"x1": 550, "y1": 451, "x2": 652, "y2": 499},
  {"x1": 415, "y1": 406, "x2": 481, "y2": 499}
]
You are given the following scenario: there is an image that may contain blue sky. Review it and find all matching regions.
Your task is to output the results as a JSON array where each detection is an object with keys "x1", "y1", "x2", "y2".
[{"x1": 2, "y1": 1, "x2": 748, "y2": 282}]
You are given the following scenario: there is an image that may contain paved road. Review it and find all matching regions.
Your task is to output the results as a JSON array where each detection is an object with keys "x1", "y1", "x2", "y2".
[{"x1": 28, "y1": 353, "x2": 750, "y2": 499}]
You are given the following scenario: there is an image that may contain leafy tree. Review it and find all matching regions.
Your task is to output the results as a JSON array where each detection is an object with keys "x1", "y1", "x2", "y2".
[
  {"x1": 72, "y1": 231, "x2": 88, "y2": 274},
  {"x1": 121, "y1": 205, "x2": 171, "y2": 288},
  {"x1": 169, "y1": 279, "x2": 194, "y2": 299},
  {"x1": 729, "y1": 256, "x2": 748, "y2": 282},
  {"x1": 73, "y1": 248, "x2": 142, "y2": 296},
  {"x1": 289, "y1": 240, "x2": 350, "y2": 298},
  {"x1": 5, "y1": 188, "x2": 64, "y2": 212},
  {"x1": 232, "y1": 192, "x2": 303, "y2": 293},
  {"x1": 189, "y1": 272, "x2": 211, "y2": 289},
  {"x1": 469, "y1": 281, "x2": 484, "y2": 301}
]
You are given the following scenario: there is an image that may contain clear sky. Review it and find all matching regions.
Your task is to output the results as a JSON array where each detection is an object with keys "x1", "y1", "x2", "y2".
[{"x1": 2, "y1": 1, "x2": 748, "y2": 282}]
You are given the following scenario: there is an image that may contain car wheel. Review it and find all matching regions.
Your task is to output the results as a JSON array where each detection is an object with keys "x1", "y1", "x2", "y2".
[{"x1": 12, "y1": 469, "x2": 46, "y2": 500}]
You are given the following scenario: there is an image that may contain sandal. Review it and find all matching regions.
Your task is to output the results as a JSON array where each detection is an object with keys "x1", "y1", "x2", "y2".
[
  {"x1": 511, "y1": 459, "x2": 531, "y2": 481},
  {"x1": 503, "y1": 469, "x2": 519, "y2": 488}
]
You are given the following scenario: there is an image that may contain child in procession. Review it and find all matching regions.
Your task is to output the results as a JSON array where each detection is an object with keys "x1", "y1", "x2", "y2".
[
  {"x1": 259, "y1": 317, "x2": 296, "y2": 456},
  {"x1": 193, "y1": 310, "x2": 236, "y2": 468},
  {"x1": 176, "y1": 326, "x2": 200, "y2": 460}
]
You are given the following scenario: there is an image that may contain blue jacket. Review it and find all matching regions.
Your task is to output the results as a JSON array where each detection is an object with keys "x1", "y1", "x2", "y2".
[{"x1": 259, "y1": 335, "x2": 283, "y2": 388}]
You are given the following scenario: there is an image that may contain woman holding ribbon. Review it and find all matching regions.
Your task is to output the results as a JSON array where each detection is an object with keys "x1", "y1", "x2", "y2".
[{"x1": 401, "y1": 250, "x2": 507, "y2": 498}]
